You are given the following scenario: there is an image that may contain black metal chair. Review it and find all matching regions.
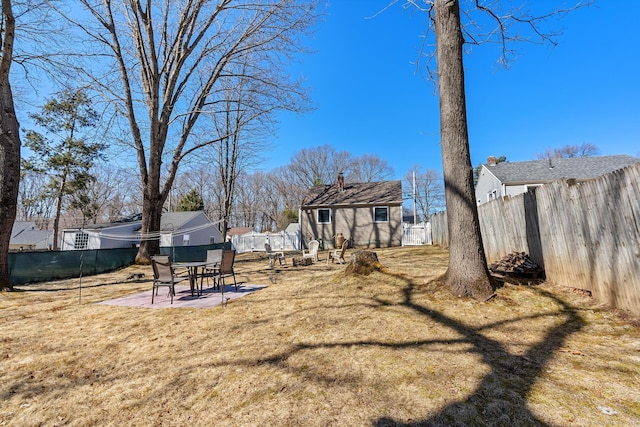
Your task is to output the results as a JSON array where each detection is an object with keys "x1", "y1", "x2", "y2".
[
  {"x1": 150, "y1": 255, "x2": 187, "y2": 304},
  {"x1": 217, "y1": 249, "x2": 238, "y2": 292}
]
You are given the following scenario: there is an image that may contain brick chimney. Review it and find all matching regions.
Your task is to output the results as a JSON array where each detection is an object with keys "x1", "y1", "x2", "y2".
[
  {"x1": 487, "y1": 156, "x2": 497, "y2": 166},
  {"x1": 337, "y1": 172, "x2": 344, "y2": 191}
]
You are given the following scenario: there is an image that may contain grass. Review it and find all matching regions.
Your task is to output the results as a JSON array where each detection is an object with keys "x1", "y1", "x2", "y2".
[{"x1": 1, "y1": 245, "x2": 639, "y2": 426}]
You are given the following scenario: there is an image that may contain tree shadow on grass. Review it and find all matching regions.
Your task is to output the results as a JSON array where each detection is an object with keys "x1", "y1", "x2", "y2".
[
  {"x1": 373, "y1": 272, "x2": 585, "y2": 427},
  {"x1": 219, "y1": 269, "x2": 584, "y2": 426}
]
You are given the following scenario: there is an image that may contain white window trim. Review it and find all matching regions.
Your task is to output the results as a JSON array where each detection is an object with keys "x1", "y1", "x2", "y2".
[
  {"x1": 74, "y1": 232, "x2": 89, "y2": 250},
  {"x1": 487, "y1": 189, "x2": 497, "y2": 202},
  {"x1": 373, "y1": 206, "x2": 389, "y2": 223},
  {"x1": 317, "y1": 208, "x2": 331, "y2": 224}
]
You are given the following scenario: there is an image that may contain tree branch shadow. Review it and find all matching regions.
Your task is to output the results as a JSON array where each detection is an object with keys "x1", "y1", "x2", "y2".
[{"x1": 373, "y1": 271, "x2": 585, "y2": 426}]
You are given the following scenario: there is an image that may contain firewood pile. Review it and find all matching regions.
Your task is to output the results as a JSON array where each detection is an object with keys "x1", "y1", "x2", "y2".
[
  {"x1": 489, "y1": 252, "x2": 543, "y2": 278},
  {"x1": 292, "y1": 257, "x2": 313, "y2": 267}
]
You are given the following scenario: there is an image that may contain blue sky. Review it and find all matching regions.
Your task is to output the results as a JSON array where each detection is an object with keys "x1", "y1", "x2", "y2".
[{"x1": 267, "y1": 0, "x2": 640, "y2": 180}]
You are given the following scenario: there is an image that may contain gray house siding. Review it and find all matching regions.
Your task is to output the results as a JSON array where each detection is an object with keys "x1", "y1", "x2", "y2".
[
  {"x1": 62, "y1": 211, "x2": 222, "y2": 250},
  {"x1": 159, "y1": 214, "x2": 221, "y2": 247},
  {"x1": 61, "y1": 222, "x2": 141, "y2": 250},
  {"x1": 9, "y1": 221, "x2": 52, "y2": 251},
  {"x1": 475, "y1": 166, "x2": 503, "y2": 205},
  {"x1": 301, "y1": 204, "x2": 402, "y2": 249}
]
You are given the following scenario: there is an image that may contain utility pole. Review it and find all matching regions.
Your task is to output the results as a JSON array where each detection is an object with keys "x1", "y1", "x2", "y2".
[{"x1": 413, "y1": 171, "x2": 417, "y2": 225}]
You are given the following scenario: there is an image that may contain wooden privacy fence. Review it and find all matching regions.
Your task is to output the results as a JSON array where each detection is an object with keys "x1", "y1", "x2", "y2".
[{"x1": 430, "y1": 162, "x2": 640, "y2": 316}]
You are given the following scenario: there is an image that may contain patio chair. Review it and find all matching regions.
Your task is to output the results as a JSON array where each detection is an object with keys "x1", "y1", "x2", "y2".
[
  {"x1": 327, "y1": 239, "x2": 348, "y2": 264},
  {"x1": 202, "y1": 249, "x2": 223, "y2": 291},
  {"x1": 265, "y1": 243, "x2": 286, "y2": 267},
  {"x1": 151, "y1": 255, "x2": 187, "y2": 304},
  {"x1": 302, "y1": 240, "x2": 319, "y2": 263},
  {"x1": 217, "y1": 249, "x2": 238, "y2": 292}
]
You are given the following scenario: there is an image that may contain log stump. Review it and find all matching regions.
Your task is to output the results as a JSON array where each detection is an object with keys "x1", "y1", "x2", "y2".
[{"x1": 344, "y1": 250, "x2": 385, "y2": 276}]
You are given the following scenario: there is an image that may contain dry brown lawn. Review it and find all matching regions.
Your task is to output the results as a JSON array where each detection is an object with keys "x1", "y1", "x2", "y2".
[{"x1": 1, "y1": 246, "x2": 639, "y2": 426}]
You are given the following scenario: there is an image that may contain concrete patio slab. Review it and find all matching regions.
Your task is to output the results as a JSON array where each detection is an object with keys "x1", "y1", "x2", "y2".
[{"x1": 97, "y1": 283, "x2": 267, "y2": 309}]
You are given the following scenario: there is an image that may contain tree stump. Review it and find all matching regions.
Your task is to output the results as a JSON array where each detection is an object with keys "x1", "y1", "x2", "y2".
[{"x1": 344, "y1": 250, "x2": 385, "y2": 276}]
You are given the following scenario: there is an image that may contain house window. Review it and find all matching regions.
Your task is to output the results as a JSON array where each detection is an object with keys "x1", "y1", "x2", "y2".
[
  {"x1": 487, "y1": 190, "x2": 497, "y2": 201},
  {"x1": 74, "y1": 232, "x2": 89, "y2": 250},
  {"x1": 373, "y1": 206, "x2": 389, "y2": 223},
  {"x1": 317, "y1": 208, "x2": 331, "y2": 224}
]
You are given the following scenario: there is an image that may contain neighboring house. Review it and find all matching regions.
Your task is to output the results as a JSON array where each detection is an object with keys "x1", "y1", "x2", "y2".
[
  {"x1": 300, "y1": 173, "x2": 403, "y2": 249},
  {"x1": 159, "y1": 211, "x2": 222, "y2": 247},
  {"x1": 61, "y1": 211, "x2": 222, "y2": 250},
  {"x1": 10, "y1": 221, "x2": 53, "y2": 251},
  {"x1": 226, "y1": 226, "x2": 254, "y2": 242},
  {"x1": 475, "y1": 155, "x2": 640, "y2": 205}
]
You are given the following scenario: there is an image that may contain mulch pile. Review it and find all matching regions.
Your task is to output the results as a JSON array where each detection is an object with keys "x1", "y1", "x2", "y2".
[{"x1": 489, "y1": 251, "x2": 544, "y2": 278}]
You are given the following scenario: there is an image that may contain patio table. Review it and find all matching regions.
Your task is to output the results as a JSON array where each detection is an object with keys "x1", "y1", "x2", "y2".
[{"x1": 171, "y1": 261, "x2": 209, "y2": 296}]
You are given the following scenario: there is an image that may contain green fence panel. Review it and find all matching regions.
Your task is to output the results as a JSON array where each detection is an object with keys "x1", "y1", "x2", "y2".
[
  {"x1": 8, "y1": 243, "x2": 231, "y2": 286},
  {"x1": 8, "y1": 248, "x2": 138, "y2": 285},
  {"x1": 159, "y1": 242, "x2": 230, "y2": 262}
]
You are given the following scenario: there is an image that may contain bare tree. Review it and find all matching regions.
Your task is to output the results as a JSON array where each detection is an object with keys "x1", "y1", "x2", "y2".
[
  {"x1": 17, "y1": 168, "x2": 53, "y2": 223},
  {"x1": 397, "y1": 0, "x2": 588, "y2": 299},
  {"x1": 61, "y1": 0, "x2": 318, "y2": 263},
  {"x1": 404, "y1": 165, "x2": 444, "y2": 222},
  {"x1": 350, "y1": 153, "x2": 395, "y2": 183},
  {"x1": 0, "y1": 0, "x2": 21, "y2": 290},
  {"x1": 64, "y1": 164, "x2": 136, "y2": 224},
  {"x1": 231, "y1": 171, "x2": 271, "y2": 231},
  {"x1": 284, "y1": 145, "x2": 352, "y2": 188},
  {"x1": 537, "y1": 143, "x2": 599, "y2": 160},
  {"x1": 205, "y1": 49, "x2": 301, "y2": 237},
  {"x1": 268, "y1": 166, "x2": 307, "y2": 229},
  {"x1": 170, "y1": 167, "x2": 222, "y2": 222}
]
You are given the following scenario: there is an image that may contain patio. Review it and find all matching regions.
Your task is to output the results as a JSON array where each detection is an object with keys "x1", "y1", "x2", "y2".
[{"x1": 98, "y1": 283, "x2": 268, "y2": 309}]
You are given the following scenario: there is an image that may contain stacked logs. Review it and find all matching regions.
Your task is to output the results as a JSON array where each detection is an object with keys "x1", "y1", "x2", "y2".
[
  {"x1": 292, "y1": 257, "x2": 313, "y2": 267},
  {"x1": 488, "y1": 252, "x2": 543, "y2": 277}
]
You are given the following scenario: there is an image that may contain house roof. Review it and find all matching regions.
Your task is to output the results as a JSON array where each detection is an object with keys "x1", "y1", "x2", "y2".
[
  {"x1": 12, "y1": 221, "x2": 38, "y2": 237},
  {"x1": 10, "y1": 229, "x2": 52, "y2": 246},
  {"x1": 63, "y1": 211, "x2": 213, "y2": 232},
  {"x1": 10, "y1": 222, "x2": 52, "y2": 247},
  {"x1": 226, "y1": 227, "x2": 254, "y2": 237},
  {"x1": 301, "y1": 180, "x2": 403, "y2": 207},
  {"x1": 159, "y1": 211, "x2": 207, "y2": 231},
  {"x1": 484, "y1": 155, "x2": 639, "y2": 184}
]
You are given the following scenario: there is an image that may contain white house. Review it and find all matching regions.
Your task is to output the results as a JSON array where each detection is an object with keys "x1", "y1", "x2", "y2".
[
  {"x1": 475, "y1": 155, "x2": 640, "y2": 206},
  {"x1": 61, "y1": 211, "x2": 223, "y2": 250}
]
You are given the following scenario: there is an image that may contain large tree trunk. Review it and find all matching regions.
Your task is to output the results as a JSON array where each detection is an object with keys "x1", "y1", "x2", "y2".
[
  {"x1": 434, "y1": 0, "x2": 494, "y2": 299},
  {"x1": 0, "y1": 0, "x2": 20, "y2": 291},
  {"x1": 135, "y1": 167, "x2": 163, "y2": 265}
]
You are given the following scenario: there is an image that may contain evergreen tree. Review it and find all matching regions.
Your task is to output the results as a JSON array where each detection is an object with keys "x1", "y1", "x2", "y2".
[
  {"x1": 23, "y1": 89, "x2": 105, "y2": 249},
  {"x1": 176, "y1": 189, "x2": 205, "y2": 212}
]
